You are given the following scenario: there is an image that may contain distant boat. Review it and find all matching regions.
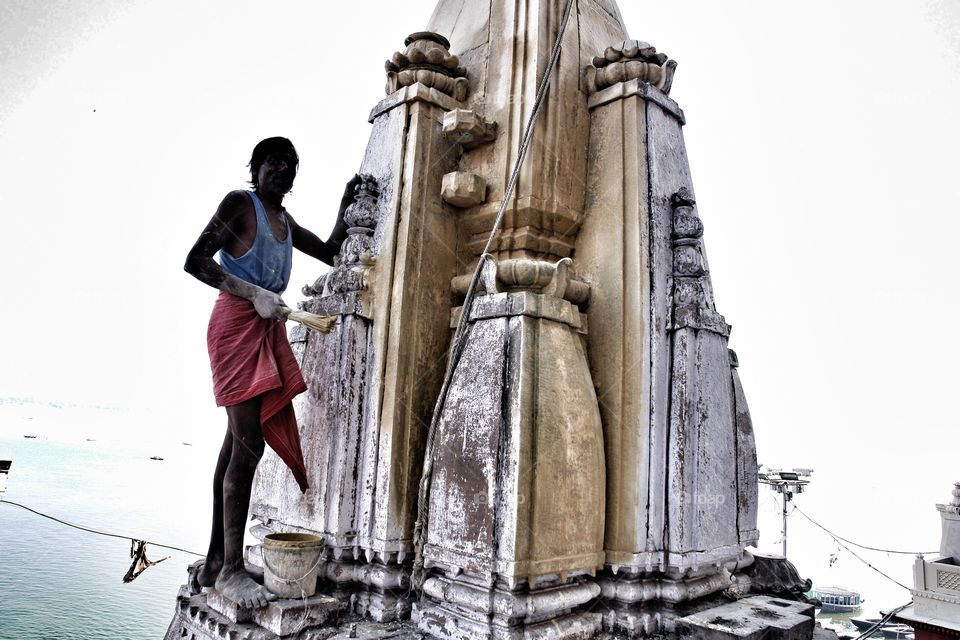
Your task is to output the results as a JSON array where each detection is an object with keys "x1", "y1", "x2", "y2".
[
  {"x1": 23, "y1": 435, "x2": 37, "y2": 439},
  {"x1": 880, "y1": 626, "x2": 914, "y2": 639},
  {"x1": 851, "y1": 617, "x2": 915, "y2": 638},
  {"x1": 149, "y1": 456, "x2": 164, "y2": 461},
  {"x1": 86, "y1": 438, "x2": 96, "y2": 442},
  {"x1": 812, "y1": 585, "x2": 862, "y2": 613},
  {"x1": 182, "y1": 442, "x2": 192, "y2": 446}
]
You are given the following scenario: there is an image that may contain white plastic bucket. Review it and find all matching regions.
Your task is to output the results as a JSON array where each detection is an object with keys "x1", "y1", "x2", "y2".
[{"x1": 261, "y1": 532, "x2": 325, "y2": 598}]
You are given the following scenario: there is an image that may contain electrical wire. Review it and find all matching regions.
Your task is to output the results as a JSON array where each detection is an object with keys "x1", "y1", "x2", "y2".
[
  {"x1": 791, "y1": 505, "x2": 911, "y2": 590},
  {"x1": 0, "y1": 496, "x2": 203, "y2": 557},
  {"x1": 793, "y1": 505, "x2": 938, "y2": 556}
]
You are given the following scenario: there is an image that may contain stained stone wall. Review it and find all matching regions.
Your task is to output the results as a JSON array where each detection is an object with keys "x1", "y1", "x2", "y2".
[{"x1": 245, "y1": 0, "x2": 762, "y2": 637}]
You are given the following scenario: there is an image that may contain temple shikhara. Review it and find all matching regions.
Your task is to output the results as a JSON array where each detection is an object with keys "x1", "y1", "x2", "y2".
[{"x1": 166, "y1": 1, "x2": 830, "y2": 638}]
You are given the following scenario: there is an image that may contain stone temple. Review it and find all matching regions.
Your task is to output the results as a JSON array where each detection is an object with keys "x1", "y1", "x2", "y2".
[{"x1": 166, "y1": 1, "x2": 830, "y2": 638}]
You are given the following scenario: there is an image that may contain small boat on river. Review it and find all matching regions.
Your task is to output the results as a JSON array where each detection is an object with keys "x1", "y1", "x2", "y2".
[
  {"x1": 812, "y1": 585, "x2": 862, "y2": 613},
  {"x1": 851, "y1": 618, "x2": 914, "y2": 638}
]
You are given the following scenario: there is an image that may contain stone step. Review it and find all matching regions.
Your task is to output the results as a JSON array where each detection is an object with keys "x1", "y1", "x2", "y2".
[{"x1": 676, "y1": 595, "x2": 815, "y2": 639}]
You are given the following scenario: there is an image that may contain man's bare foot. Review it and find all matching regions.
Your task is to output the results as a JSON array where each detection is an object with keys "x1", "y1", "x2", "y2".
[
  {"x1": 190, "y1": 556, "x2": 223, "y2": 590},
  {"x1": 215, "y1": 566, "x2": 276, "y2": 609}
]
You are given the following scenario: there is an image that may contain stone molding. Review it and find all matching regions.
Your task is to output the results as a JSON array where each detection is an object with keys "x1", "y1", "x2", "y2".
[
  {"x1": 597, "y1": 570, "x2": 731, "y2": 604},
  {"x1": 458, "y1": 196, "x2": 584, "y2": 258},
  {"x1": 913, "y1": 587, "x2": 960, "y2": 606},
  {"x1": 423, "y1": 545, "x2": 605, "y2": 590},
  {"x1": 421, "y1": 575, "x2": 600, "y2": 618},
  {"x1": 368, "y1": 82, "x2": 465, "y2": 122},
  {"x1": 385, "y1": 32, "x2": 469, "y2": 102},
  {"x1": 586, "y1": 40, "x2": 677, "y2": 95},
  {"x1": 587, "y1": 78, "x2": 685, "y2": 123},
  {"x1": 451, "y1": 259, "x2": 591, "y2": 306},
  {"x1": 451, "y1": 290, "x2": 585, "y2": 332}
]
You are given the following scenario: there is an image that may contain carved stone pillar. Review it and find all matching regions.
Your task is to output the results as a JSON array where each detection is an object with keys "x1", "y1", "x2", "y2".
[
  {"x1": 249, "y1": 32, "x2": 466, "y2": 622},
  {"x1": 417, "y1": 258, "x2": 605, "y2": 640},
  {"x1": 576, "y1": 43, "x2": 759, "y2": 636}
]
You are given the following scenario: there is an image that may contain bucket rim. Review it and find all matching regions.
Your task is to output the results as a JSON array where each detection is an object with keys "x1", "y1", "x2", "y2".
[{"x1": 263, "y1": 532, "x2": 325, "y2": 549}]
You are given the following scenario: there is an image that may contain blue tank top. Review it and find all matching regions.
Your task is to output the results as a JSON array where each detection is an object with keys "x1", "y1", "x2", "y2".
[{"x1": 219, "y1": 191, "x2": 293, "y2": 294}]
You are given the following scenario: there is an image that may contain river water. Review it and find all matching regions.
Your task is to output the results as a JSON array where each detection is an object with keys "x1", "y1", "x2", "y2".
[{"x1": 0, "y1": 428, "x2": 213, "y2": 639}]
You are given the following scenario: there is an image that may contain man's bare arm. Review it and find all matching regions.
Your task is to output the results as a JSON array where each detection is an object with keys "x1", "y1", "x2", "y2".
[
  {"x1": 184, "y1": 191, "x2": 288, "y2": 321},
  {"x1": 290, "y1": 174, "x2": 362, "y2": 266}
]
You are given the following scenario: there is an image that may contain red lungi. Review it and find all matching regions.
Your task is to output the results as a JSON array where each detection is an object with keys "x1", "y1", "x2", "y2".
[{"x1": 207, "y1": 292, "x2": 309, "y2": 492}]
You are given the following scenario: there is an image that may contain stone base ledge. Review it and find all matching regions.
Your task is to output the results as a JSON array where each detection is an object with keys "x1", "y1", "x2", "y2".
[
  {"x1": 675, "y1": 595, "x2": 814, "y2": 639},
  {"x1": 416, "y1": 602, "x2": 601, "y2": 640}
]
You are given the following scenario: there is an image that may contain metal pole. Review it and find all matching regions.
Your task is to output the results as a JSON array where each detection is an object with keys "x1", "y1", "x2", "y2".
[{"x1": 782, "y1": 491, "x2": 788, "y2": 557}]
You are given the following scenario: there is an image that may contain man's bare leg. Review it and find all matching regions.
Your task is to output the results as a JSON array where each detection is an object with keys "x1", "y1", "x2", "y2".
[
  {"x1": 214, "y1": 397, "x2": 275, "y2": 608},
  {"x1": 194, "y1": 429, "x2": 233, "y2": 588}
]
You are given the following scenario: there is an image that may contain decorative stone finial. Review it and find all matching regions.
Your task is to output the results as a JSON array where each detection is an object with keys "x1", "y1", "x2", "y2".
[
  {"x1": 385, "y1": 32, "x2": 469, "y2": 102},
  {"x1": 303, "y1": 175, "x2": 380, "y2": 297},
  {"x1": 585, "y1": 40, "x2": 677, "y2": 95},
  {"x1": 952, "y1": 482, "x2": 960, "y2": 507}
]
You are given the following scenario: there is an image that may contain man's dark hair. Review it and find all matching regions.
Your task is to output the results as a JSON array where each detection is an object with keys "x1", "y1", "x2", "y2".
[{"x1": 248, "y1": 137, "x2": 299, "y2": 189}]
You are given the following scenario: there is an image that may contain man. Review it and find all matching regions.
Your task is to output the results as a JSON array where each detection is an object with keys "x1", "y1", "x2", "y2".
[{"x1": 184, "y1": 137, "x2": 357, "y2": 608}]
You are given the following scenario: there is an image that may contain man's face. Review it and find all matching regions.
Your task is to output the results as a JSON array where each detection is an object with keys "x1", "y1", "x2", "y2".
[{"x1": 258, "y1": 152, "x2": 297, "y2": 195}]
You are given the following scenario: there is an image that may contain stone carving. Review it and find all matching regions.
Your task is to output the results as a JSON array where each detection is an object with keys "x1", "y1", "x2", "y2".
[
  {"x1": 585, "y1": 40, "x2": 677, "y2": 95},
  {"x1": 738, "y1": 552, "x2": 816, "y2": 604},
  {"x1": 440, "y1": 171, "x2": 486, "y2": 207},
  {"x1": 441, "y1": 109, "x2": 497, "y2": 149},
  {"x1": 671, "y1": 188, "x2": 731, "y2": 336},
  {"x1": 303, "y1": 175, "x2": 379, "y2": 297},
  {"x1": 385, "y1": 32, "x2": 469, "y2": 102}
]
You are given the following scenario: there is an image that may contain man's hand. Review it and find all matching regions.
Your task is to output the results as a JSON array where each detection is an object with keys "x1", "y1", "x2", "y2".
[{"x1": 252, "y1": 287, "x2": 289, "y2": 322}]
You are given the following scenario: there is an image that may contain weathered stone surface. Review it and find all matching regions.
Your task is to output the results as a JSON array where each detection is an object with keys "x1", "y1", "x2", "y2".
[
  {"x1": 430, "y1": 0, "x2": 621, "y2": 262},
  {"x1": 741, "y1": 553, "x2": 814, "y2": 603},
  {"x1": 420, "y1": 259, "x2": 605, "y2": 638},
  {"x1": 385, "y1": 32, "x2": 469, "y2": 102},
  {"x1": 585, "y1": 40, "x2": 677, "y2": 95},
  {"x1": 441, "y1": 109, "x2": 496, "y2": 149},
  {"x1": 211, "y1": 1, "x2": 780, "y2": 639},
  {"x1": 423, "y1": 290, "x2": 605, "y2": 586},
  {"x1": 573, "y1": 28, "x2": 766, "y2": 635},
  {"x1": 251, "y1": 58, "x2": 460, "y2": 624},
  {"x1": 676, "y1": 596, "x2": 815, "y2": 640},
  {"x1": 731, "y1": 351, "x2": 760, "y2": 548},
  {"x1": 206, "y1": 589, "x2": 256, "y2": 624},
  {"x1": 253, "y1": 594, "x2": 347, "y2": 637},
  {"x1": 440, "y1": 171, "x2": 486, "y2": 208},
  {"x1": 326, "y1": 621, "x2": 422, "y2": 639}
]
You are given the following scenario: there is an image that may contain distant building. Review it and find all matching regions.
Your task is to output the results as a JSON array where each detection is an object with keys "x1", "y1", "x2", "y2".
[{"x1": 895, "y1": 483, "x2": 960, "y2": 639}]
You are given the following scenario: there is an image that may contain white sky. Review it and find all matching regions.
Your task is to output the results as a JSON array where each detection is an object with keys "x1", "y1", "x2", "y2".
[{"x1": 2, "y1": 0, "x2": 959, "y2": 611}]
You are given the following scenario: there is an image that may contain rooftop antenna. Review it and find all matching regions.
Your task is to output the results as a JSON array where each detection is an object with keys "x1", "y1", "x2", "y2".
[{"x1": 758, "y1": 467, "x2": 813, "y2": 558}]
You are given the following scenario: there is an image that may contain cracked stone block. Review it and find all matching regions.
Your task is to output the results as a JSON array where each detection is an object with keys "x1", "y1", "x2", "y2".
[
  {"x1": 206, "y1": 590, "x2": 255, "y2": 624},
  {"x1": 441, "y1": 171, "x2": 486, "y2": 208},
  {"x1": 442, "y1": 109, "x2": 497, "y2": 149},
  {"x1": 252, "y1": 594, "x2": 347, "y2": 637},
  {"x1": 676, "y1": 595, "x2": 815, "y2": 640}
]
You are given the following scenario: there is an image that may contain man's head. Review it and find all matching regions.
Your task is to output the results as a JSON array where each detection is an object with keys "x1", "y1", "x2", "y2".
[{"x1": 248, "y1": 137, "x2": 299, "y2": 193}]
